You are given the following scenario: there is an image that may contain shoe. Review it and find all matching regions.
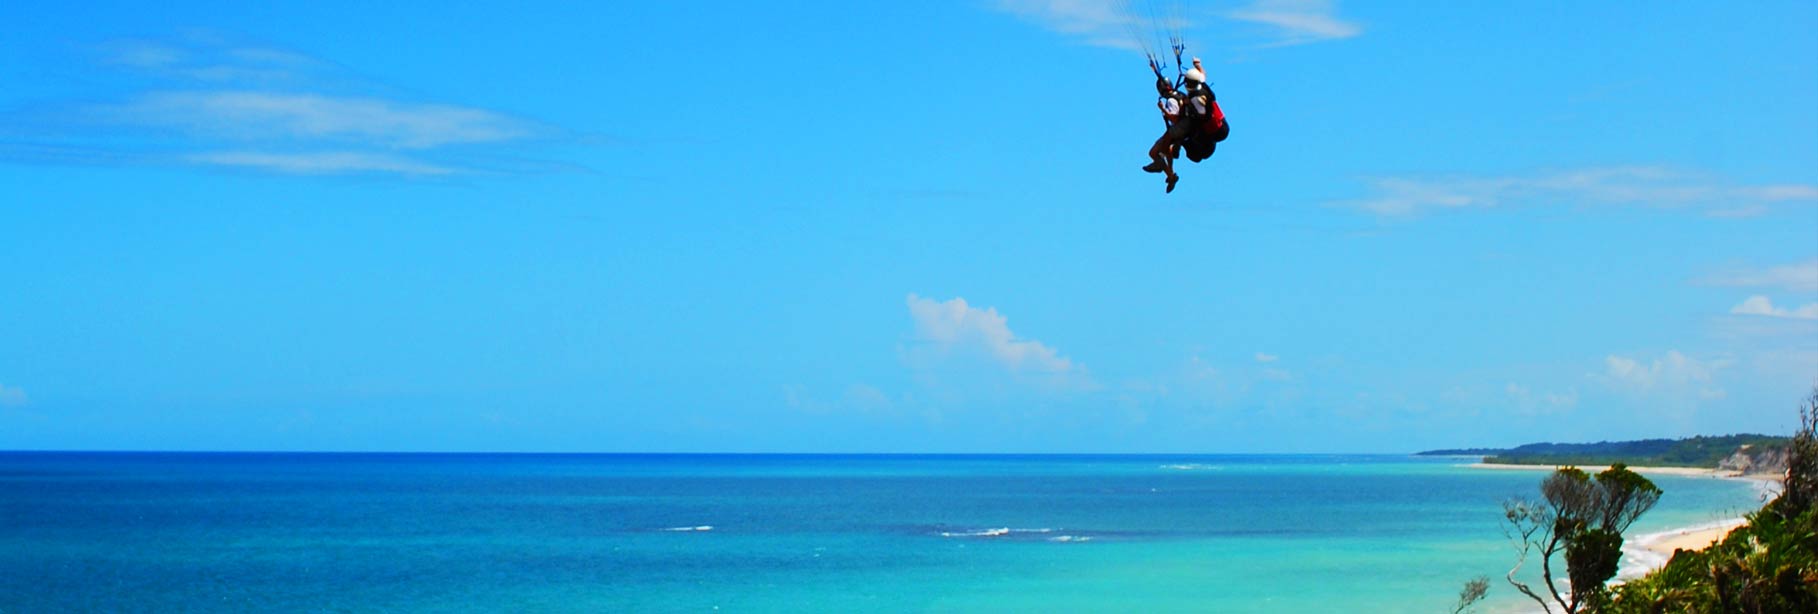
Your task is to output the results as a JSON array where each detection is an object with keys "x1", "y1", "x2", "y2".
[
  {"x1": 1165, "y1": 175, "x2": 1179, "y2": 193},
  {"x1": 1142, "y1": 162, "x2": 1164, "y2": 173}
]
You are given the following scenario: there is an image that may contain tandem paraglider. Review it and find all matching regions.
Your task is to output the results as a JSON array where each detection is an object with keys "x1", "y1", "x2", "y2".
[
  {"x1": 1121, "y1": 1, "x2": 1229, "y2": 194},
  {"x1": 1144, "y1": 56, "x2": 1228, "y2": 194}
]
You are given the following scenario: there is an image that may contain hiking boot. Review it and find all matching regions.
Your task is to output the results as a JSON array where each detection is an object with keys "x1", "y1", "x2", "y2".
[
  {"x1": 1141, "y1": 161, "x2": 1165, "y2": 173},
  {"x1": 1165, "y1": 174, "x2": 1179, "y2": 193}
]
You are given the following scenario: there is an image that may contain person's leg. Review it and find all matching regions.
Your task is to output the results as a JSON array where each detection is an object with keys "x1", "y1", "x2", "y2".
[
  {"x1": 1163, "y1": 146, "x2": 1179, "y2": 191},
  {"x1": 1165, "y1": 121, "x2": 1189, "y2": 162},
  {"x1": 1145, "y1": 134, "x2": 1171, "y2": 172},
  {"x1": 1161, "y1": 121, "x2": 1188, "y2": 190}
]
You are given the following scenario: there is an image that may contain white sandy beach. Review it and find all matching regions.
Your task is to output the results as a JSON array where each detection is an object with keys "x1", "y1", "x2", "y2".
[
  {"x1": 1465, "y1": 462, "x2": 1783, "y2": 587},
  {"x1": 1484, "y1": 516, "x2": 1753, "y2": 614},
  {"x1": 1618, "y1": 518, "x2": 1749, "y2": 581},
  {"x1": 1466, "y1": 462, "x2": 1746, "y2": 477}
]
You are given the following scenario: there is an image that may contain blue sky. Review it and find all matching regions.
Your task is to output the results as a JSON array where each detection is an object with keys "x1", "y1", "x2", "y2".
[{"x1": 2, "y1": 1, "x2": 1815, "y2": 453}]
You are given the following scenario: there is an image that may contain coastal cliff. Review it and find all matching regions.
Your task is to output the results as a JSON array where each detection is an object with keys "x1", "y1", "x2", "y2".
[{"x1": 1717, "y1": 444, "x2": 1789, "y2": 476}]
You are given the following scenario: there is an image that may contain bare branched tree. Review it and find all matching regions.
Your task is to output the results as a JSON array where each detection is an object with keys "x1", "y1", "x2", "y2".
[
  {"x1": 1502, "y1": 464, "x2": 1661, "y2": 613},
  {"x1": 1502, "y1": 498, "x2": 1561, "y2": 613}
]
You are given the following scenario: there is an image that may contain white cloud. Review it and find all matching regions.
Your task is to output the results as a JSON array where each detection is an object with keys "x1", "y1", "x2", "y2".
[
  {"x1": 108, "y1": 92, "x2": 534, "y2": 149},
  {"x1": 1227, "y1": 0, "x2": 1362, "y2": 46},
  {"x1": 0, "y1": 384, "x2": 26, "y2": 407},
  {"x1": 4, "y1": 35, "x2": 561, "y2": 177},
  {"x1": 1729, "y1": 295, "x2": 1818, "y2": 320},
  {"x1": 1699, "y1": 261, "x2": 1818, "y2": 293},
  {"x1": 1338, "y1": 167, "x2": 1818, "y2": 217},
  {"x1": 1254, "y1": 352, "x2": 1278, "y2": 363},
  {"x1": 905, "y1": 294, "x2": 1077, "y2": 373},
  {"x1": 99, "y1": 36, "x2": 328, "y2": 83},
  {"x1": 1601, "y1": 350, "x2": 1728, "y2": 400},
  {"x1": 185, "y1": 151, "x2": 454, "y2": 176},
  {"x1": 1740, "y1": 185, "x2": 1818, "y2": 201},
  {"x1": 1730, "y1": 295, "x2": 1778, "y2": 317},
  {"x1": 1710, "y1": 310, "x2": 1818, "y2": 343},
  {"x1": 993, "y1": 0, "x2": 1142, "y2": 49},
  {"x1": 996, "y1": 0, "x2": 1359, "y2": 50}
]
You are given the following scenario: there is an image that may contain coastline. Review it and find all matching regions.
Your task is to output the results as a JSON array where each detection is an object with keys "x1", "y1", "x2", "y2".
[
  {"x1": 1496, "y1": 518, "x2": 1754, "y2": 614},
  {"x1": 1618, "y1": 518, "x2": 1749, "y2": 581},
  {"x1": 1465, "y1": 462, "x2": 1783, "y2": 584},
  {"x1": 1465, "y1": 462, "x2": 1745, "y2": 477}
]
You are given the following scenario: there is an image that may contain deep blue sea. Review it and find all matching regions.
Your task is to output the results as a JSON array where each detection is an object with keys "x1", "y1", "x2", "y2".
[{"x1": 0, "y1": 453, "x2": 1765, "y2": 612}]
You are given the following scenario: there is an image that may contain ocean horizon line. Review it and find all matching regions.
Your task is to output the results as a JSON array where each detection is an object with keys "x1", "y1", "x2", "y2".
[{"x1": 0, "y1": 449, "x2": 1432, "y2": 458}]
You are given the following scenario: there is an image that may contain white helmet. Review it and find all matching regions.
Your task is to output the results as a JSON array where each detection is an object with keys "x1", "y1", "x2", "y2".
[{"x1": 1183, "y1": 68, "x2": 1206, "y2": 83}]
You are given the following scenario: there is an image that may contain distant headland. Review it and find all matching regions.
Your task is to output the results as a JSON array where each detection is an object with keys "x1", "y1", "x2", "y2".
[{"x1": 1418, "y1": 434, "x2": 1791, "y2": 474}]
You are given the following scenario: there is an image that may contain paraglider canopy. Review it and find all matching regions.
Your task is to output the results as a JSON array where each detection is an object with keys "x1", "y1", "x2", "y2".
[{"x1": 1112, "y1": 0, "x2": 1191, "y2": 82}]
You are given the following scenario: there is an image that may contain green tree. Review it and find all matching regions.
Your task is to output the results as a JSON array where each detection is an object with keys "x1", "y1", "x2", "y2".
[
  {"x1": 1503, "y1": 464, "x2": 1662, "y2": 613},
  {"x1": 1605, "y1": 387, "x2": 1818, "y2": 613},
  {"x1": 1778, "y1": 387, "x2": 1818, "y2": 517}
]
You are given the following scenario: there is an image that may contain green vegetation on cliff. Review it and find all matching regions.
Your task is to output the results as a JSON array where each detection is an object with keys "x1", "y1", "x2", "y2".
[
  {"x1": 1602, "y1": 391, "x2": 1818, "y2": 613},
  {"x1": 1420, "y1": 434, "x2": 1789, "y2": 468}
]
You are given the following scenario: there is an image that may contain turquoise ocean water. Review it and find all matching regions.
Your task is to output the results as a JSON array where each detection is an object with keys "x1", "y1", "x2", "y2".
[{"x1": 0, "y1": 453, "x2": 1764, "y2": 612}]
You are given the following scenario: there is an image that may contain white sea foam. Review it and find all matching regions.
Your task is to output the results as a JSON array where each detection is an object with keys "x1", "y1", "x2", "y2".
[
  {"x1": 1160, "y1": 463, "x2": 1221, "y2": 471},
  {"x1": 939, "y1": 527, "x2": 1010, "y2": 537},
  {"x1": 1747, "y1": 476, "x2": 1784, "y2": 500},
  {"x1": 937, "y1": 527, "x2": 1057, "y2": 538},
  {"x1": 1047, "y1": 535, "x2": 1092, "y2": 543},
  {"x1": 661, "y1": 525, "x2": 714, "y2": 532}
]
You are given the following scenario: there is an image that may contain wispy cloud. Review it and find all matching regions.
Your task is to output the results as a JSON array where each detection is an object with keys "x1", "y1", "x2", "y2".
[
  {"x1": 1729, "y1": 295, "x2": 1818, "y2": 320},
  {"x1": 1254, "y1": 352, "x2": 1279, "y2": 363},
  {"x1": 0, "y1": 383, "x2": 27, "y2": 408},
  {"x1": 1599, "y1": 350, "x2": 1728, "y2": 401},
  {"x1": 102, "y1": 92, "x2": 537, "y2": 149},
  {"x1": 1336, "y1": 167, "x2": 1818, "y2": 217},
  {"x1": 1227, "y1": 0, "x2": 1362, "y2": 46},
  {"x1": 98, "y1": 37, "x2": 328, "y2": 84},
  {"x1": 996, "y1": 0, "x2": 1360, "y2": 50},
  {"x1": 905, "y1": 294, "x2": 1078, "y2": 374},
  {"x1": 1698, "y1": 260, "x2": 1818, "y2": 293},
  {"x1": 993, "y1": 0, "x2": 1142, "y2": 50},
  {"x1": 184, "y1": 151, "x2": 455, "y2": 176},
  {"x1": 3, "y1": 34, "x2": 557, "y2": 177}
]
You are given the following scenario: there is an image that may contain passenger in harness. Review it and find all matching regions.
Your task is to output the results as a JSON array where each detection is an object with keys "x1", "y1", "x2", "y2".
[
  {"x1": 1142, "y1": 72, "x2": 1188, "y2": 193},
  {"x1": 1179, "y1": 58, "x2": 1229, "y2": 164}
]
